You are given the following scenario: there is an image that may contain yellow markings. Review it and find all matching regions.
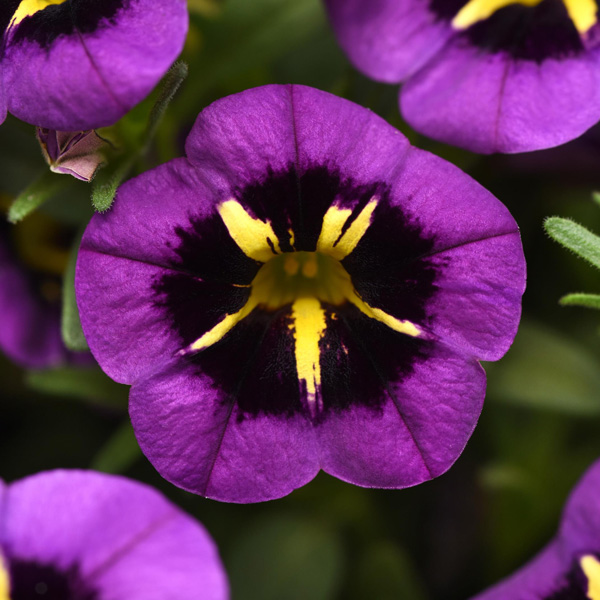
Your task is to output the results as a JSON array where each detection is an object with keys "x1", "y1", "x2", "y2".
[
  {"x1": 290, "y1": 298, "x2": 326, "y2": 410},
  {"x1": 317, "y1": 199, "x2": 378, "y2": 261},
  {"x1": 0, "y1": 555, "x2": 10, "y2": 600},
  {"x1": 218, "y1": 200, "x2": 281, "y2": 263},
  {"x1": 185, "y1": 297, "x2": 257, "y2": 353},
  {"x1": 10, "y1": 0, "x2": 68, "y2": 27},
  {"x1": 563, "y1": 0, "x2": 598, "y2": 33},
  {"x1": 348, "y1": 289, "x2": 421, "y2": 338},
  {"x1": 582, "y1": 555, "x2": 600, "y2": 600},
  {"x1": 452, "y1": 0, "x2": 597, "y2": 33}
]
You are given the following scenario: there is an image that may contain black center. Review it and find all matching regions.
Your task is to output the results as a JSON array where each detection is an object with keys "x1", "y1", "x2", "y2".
[
  {"x1": 154, "y1": 163, "x2": 439, "y2": 420},
  {"x1": 9, "y1": 559, "x2": 98, "y2": 600},
  {"x1": 429, "y1": 0, "x2": 586, "y2": 61},
  {"x1": 8, "y1": 0, "x2": 127, "y2": 49}
]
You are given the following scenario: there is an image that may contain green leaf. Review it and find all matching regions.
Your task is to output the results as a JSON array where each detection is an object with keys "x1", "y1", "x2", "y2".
[
  {"x1": 26, "y1": 366, "x2": 128, "y2": 410},
  {"x1": 544, "y1": 216, "x2": 600, "y2": 271},
  {"x1": 486, "y1": 320, "x2": 600, "y2": 415},
  {"x1": 144, "y1": 61, "x2": 188, "y2": 149},
  {"x1": 91, "y1": 421, "x2": 142, "y2": 474},
  {"x1": 592, "y1": 191, "x2": 600, "y2": 208},
  {"x1": 560, "y1": 293, "x2": 600, "y2": 310},
  {"x1": 8, "y1": 170, "x2": 69, "y2": 223},
  {"x1": 90, "y1": 61, "x2": 188, "y2": 212},
  {"x1": 90, "y1": 157, "x2": 134, "y2": 212},
  {"x1": 228, "y1": 514, "x2": 344, "y2": 600},
  {"x1": 61, "y1": 231, "x2": 89, "y2": 351}
]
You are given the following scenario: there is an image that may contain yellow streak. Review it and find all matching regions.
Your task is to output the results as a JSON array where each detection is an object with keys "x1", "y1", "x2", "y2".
[
  {"x1": 290, "y1": 298, "x2": 326, "y2": 407},
  {"x1": 563, "y1": 0, "x2": 598, "y2": 33},
  {"x1": 0, "y1": 555, "x2": 10, "y2": 600},
  {"x1": 452, "y1": 0, "x2": 597, "y2": 32},
  {"x1": 218, "y1": 199, "x2": 281, "y2": 263},
  {"x1": 453, "y1": 0, "x2": 542, "y2": 29},
  {"x1": 186, "y1": 297, "x2": 257, "y2": 352},
  {"x1": 582, "y1": 555, "x2": 600, "y2": 600},
  {"x1": 348, "y1": 289, "x2": 420, "y2": 337},
  {"x1": 317, "y1": 199, "x2": 378, "y2": 261},
  {"x1": 11, "y1": 0, "x2": 68, "y2": 27}
]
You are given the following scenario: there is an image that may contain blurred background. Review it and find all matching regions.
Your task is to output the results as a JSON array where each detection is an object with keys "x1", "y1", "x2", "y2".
[{"x1": 2, "y1": 0, "x2": 600, "y2": 598}]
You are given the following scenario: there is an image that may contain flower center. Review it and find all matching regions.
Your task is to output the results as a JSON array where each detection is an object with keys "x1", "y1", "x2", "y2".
[
  {"x1": 452, "y1": 0, "x2": 598, "y2": 33},
  {"x1": 180, "y1": 197, "x2": 422, "y2": 414},
  {"x1": 10, "y1": 0, "x2": 68, "y2": 28},
  {"x1": 252, "y1": 251, "x2": 352, "y2": 309}
]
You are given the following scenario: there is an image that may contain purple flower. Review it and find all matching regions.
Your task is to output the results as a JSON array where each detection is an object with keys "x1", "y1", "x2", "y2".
[
  {"x1": 0, "y1": 214, "x2": 88, "y2": 368},
  {"x1": 75, "y1": 84, "x2": 526, "y2": 503},
  {"x1": 0, "y1": 0, "x2": 188, "y2": 130},
  {"x1": 0, "y1": 470, "x2": 228, "y2": 599},
  {"x1": 472, "y1": 458, "x2": 600, "y2": 600},
  {"x1": 324, "y1": 0, "x2": 600, "y2": 154}
]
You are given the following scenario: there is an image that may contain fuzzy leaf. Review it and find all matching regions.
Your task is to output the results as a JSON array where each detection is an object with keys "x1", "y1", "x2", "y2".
[
  {"x1": 8, "y1": 170, "x2": 69, "y2": 223},
  {"x1": 560, "y1": 293, "x2": 600, "y2": 310},
  {"x1": 90, "y1": 62, "x2": 188, "y2": 212},
  {"x1": 61, "y1": 231, "x2": 89, "y2": 351},
  {"x1": 544, "y1": 216, "x2": 600, "y2": 271}
]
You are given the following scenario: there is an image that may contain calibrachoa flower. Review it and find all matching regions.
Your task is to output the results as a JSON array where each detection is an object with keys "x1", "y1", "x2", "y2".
[
  {"x1": 472, "y1": 458, "x2": 600, "y2": 600},
  {"x1": 325, "y1": 0, "x2": 600, "y2": 154},
  {"x1": 0, "y1": 470, "x2": 228, "y2": 599},
  {"x1": 75, "y1": 84, "x2": 526, "y2": 503},
  {"x1": 0, "y1": 0, "x2": 188, "y2": 130},
  {"x1": 0, "y1": 214, "x2": 89, "y2": 368}
]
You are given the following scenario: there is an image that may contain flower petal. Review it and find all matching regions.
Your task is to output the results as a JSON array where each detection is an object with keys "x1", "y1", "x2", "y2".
[
  {"x1": 324, "y1": 0, "x2": 454, "y2": 82},
  {"x1": 1, "y1": 470, "x2": 228, "y2": 600},
  {"x1": 470, "y1": 541, "x2": 568, "y2": 600},
  {"x1": 4, "y1": 0, "x2": 188, "y2": 129},
  {"x1": 130, "y1": 360, "x2": 320, "y2": 503},
  {"x1": 317, "y1": 338, "x2": 486, "y2": 487},
  {"x1": 401, "y1": 38, "x2": 600, "y2": 153}
]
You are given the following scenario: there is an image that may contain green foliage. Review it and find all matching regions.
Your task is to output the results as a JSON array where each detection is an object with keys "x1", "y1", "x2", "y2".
[
  {"x1": 228, "y1": 513, "x2": 344, "y2": 600},
  {"x1": 91, "y1": 61, "x2": 188, "y2": 212},
  {"x1": 26, "y1": 366, "x2": 128, "y2": 410},
  {"x1": 61, "y1": 231, "x2": 89, "y2": 351},
  {"x1": 8, "y1": 170, "x2": 69, "y2": 223},
  {"x1": 544, "y1": 216, "x2": 600, "y2": 272},
  {"x1": 486, "y1": 320, "x2": 600, "y2": 415},
  {"x1": 560, "y1": 293, "x2": 600, "y2": 309}
]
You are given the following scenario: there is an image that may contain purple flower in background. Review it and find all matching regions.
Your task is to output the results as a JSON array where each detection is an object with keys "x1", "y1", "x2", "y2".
[
  {"x1": 0, "y1": 213, "x2": 90, "y2": 368},
  {"x1": 325, "y1": 0, "x2": 600, "y2": 154},
  {"x1": 0, "y1": 0, "x2": 188, "y2": 131},
  {"x1": 472, "y1": 458, "x2": 600, "y2": 600},
  {"x1": 76, "y1": 84, "x2": 525, "y2": 503},
  {"x1": 0, "y1": 470, "x2": 228, "y2": 599}
]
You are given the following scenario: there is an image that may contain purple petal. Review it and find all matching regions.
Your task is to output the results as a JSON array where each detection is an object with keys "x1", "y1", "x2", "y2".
[
  {"x1": 317, "y1": 346, "x2": 486, "y2": 487},
  {"x1": 470, "y1": 542, "x2": 568, "y2": 600},
  {"x1": 4, "y1": 0, "x2": 188, "y2": 130},
  {"x1": 324, "y1": 0, "x2": 453, "y2": 82},
  {"x1": 0, "y1": 232, "x2": 64, "y2": 367},
  {"x1": 130, "y1": 362, "x2": 320, "y2": 503},
  {"x1": 559, "y1": 459, "x2": 600, "y2": 557},
  {"x1": 401, "y1": 38, "x2": 600, "y2": 154},
  {"x1": 1, "y1": 470, "x2": 228, "y2": 600}
]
